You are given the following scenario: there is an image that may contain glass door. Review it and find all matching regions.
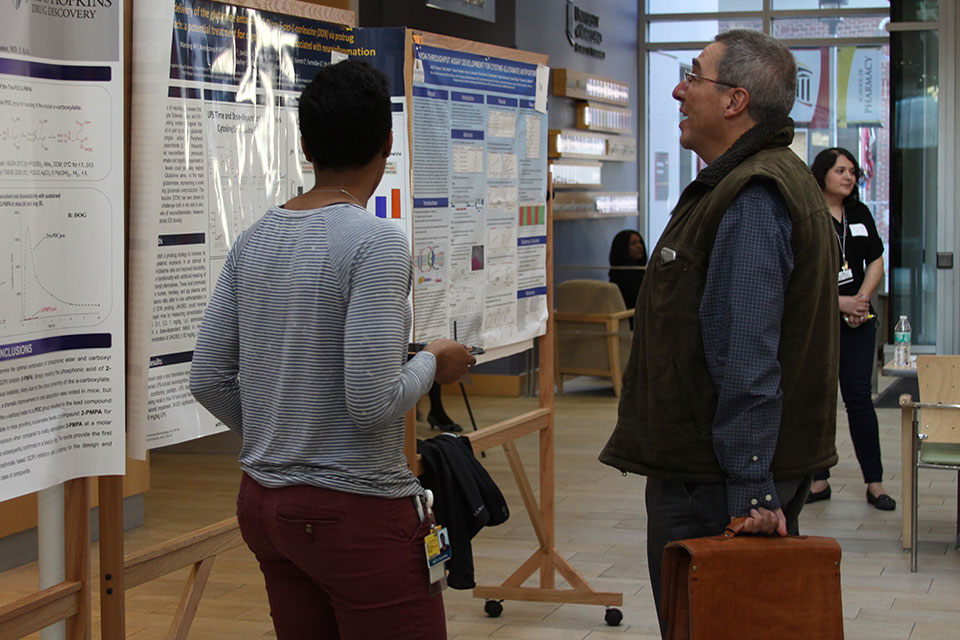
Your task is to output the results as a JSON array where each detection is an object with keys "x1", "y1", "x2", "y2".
[{"x1": 890, "y1": 2, "x2": 939, "y2": 347}]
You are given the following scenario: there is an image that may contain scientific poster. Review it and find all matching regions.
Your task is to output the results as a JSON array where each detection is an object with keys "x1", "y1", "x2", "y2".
[
  {"x1": 0, "y1": 1, "x2": 125, "y2": 500},
  {"x1": 128, "y1": 0, "x2": 408, "y2": 452},
  {"x1": 410, "y1": 44, "x2": 549, "y2": 347}
]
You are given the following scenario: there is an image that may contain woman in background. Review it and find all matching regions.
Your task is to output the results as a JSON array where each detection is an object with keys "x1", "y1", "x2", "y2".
[
  {"x1": 807, "y1": 147, "x2": 893, "y2": 511},
  {"x1": 608, "y1": 229, "x2": 647, "y2": 310}
]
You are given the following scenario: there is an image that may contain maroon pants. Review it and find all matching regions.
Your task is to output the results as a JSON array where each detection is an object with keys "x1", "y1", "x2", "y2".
[{"x1": 236, "y1": 473, "x2": 446, "y2": 639}]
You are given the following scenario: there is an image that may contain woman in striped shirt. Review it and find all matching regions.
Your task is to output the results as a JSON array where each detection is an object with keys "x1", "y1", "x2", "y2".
[{"x1": 191, "y1": 60, "x2": 474, "y2": 640}]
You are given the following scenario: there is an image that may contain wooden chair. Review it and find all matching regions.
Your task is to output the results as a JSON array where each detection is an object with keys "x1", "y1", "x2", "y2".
[
  {"x1": 900, "y1": 355, "x2": 960, "y2": 571},
  {"x1": 553, "y1": 279, "x2": 633, "y2": 397}
]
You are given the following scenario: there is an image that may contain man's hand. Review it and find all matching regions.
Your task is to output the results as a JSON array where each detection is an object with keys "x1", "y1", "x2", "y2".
[
  {"x1": 424, "y1": 339, "x2": 476, "y2": 384},
  {"x1": 738, "y1": 507, "x2": 787, "y2": 536}
]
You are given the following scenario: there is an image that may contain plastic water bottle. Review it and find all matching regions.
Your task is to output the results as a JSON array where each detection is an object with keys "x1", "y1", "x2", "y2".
[{"x1": 894, "y1": 315, "x2": 912, "y2": 367}]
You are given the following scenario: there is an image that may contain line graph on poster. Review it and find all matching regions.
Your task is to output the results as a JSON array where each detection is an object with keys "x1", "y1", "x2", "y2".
[
  {"x1": 0, "y1": 82, "x2": 111, "y2": 182},
  {"x1": 1, "y1": 190, "x2": 113, "y2": 335}
]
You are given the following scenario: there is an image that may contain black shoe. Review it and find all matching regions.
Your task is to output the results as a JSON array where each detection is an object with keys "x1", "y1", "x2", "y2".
[
  {"x1": 806, "y1": 484, "x2": 832, "y2": 504},
  {"x1": 866, "y1": 489, "x2": 896, "y2": 511},
  {"x1": 427, "y1": 413, "x2": 463, "y2": 433}
]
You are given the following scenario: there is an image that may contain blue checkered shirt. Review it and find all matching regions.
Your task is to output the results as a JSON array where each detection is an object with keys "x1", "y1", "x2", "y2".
[{"x1": 699, "y1": 182, "x2": 794, "y2": 518}]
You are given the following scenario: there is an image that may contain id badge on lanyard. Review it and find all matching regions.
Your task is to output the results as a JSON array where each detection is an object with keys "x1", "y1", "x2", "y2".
[
  {"x1": 836, "y1": 211, "x2": 853, "y2": 285},
  {"x1": 416, "y1": 492, "x2": 449, "y2": 594},
  {"x1": 838, "y1": 261, "x2": 854, "y2": 285}
]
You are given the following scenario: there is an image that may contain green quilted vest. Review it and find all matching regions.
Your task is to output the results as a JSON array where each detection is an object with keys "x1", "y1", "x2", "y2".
[{"x1": 599, "y1": 121, "x2": 840, "y2": 482}]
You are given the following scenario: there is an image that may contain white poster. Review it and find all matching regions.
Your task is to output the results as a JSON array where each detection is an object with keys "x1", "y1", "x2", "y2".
[
  {"x1": 411, "y1": 45, "x2": 549, "y2": 349},
  {"x1": 128, "y1": 0, "x2": 410, "y2": 453},
  {"x1": 0, "y1": 0, "x2": 125, "y2": 500}
]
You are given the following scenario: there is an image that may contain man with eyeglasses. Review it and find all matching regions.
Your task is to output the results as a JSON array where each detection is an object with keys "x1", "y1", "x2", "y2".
[{"x1": 599, "y1": 30, "x2": 839, "y2": 636}]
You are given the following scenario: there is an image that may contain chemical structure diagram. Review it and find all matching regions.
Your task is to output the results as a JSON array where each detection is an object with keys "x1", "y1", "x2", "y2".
[{"x1": 0, "y1": 116, "x2": 95, "y2": 153}]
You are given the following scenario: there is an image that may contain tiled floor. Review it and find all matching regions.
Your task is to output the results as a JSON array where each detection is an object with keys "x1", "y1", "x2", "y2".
[{"x1": 1, "y1": 375, "x2": 958, "y2": 639}]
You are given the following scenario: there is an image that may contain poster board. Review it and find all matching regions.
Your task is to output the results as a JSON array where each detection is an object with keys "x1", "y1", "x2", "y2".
[
  {"x1": 0, "y1": 0, "x2": 126, "y2": 502},
  {"x1": 406, "y1": 31, "x2": 550, "y2": 350},
  {"x1": 126, "y1": 0, "x2": 391, "y2": 454}
]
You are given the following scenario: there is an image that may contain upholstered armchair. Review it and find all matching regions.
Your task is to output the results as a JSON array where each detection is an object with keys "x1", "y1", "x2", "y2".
[{"x1": 554, "y1": 279, "x2": 633, "y2": 397}]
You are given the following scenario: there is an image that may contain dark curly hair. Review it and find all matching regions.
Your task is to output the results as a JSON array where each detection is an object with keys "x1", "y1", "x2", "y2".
[
  {"x1": 298, "y1": 60, "x2": 392, "y2": 171},
  {"x1": 810, "y1": 147, "x2": 862, "y2": 207}
]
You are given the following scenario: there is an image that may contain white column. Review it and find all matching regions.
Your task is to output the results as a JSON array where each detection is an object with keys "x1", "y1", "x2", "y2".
[{"x1": 37, "y1": 484, "x2": 66, "y2": 640}]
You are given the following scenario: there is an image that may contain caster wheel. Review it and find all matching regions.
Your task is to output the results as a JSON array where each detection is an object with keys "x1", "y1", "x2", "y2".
[
  {"x1": 604, "y1": 607, "x2": 623, "y2": 626},
  {"x1": 483, "y1": 599, "x2": 503, "y2": 618}
]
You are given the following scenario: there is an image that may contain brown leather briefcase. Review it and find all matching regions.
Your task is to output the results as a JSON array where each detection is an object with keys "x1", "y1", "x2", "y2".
[{"x1": 661, "y1": 517, "x2": 843, "y2": 640}]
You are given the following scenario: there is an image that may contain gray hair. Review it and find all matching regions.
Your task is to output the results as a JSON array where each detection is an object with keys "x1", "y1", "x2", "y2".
[{"x1": 714, "y1": 30, "x2": 797, "y2": 123}]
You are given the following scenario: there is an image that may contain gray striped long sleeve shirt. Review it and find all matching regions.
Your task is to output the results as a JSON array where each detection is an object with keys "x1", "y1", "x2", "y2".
[{"x1": 190, "y1": 204, "x2": 435, "y2": 498}]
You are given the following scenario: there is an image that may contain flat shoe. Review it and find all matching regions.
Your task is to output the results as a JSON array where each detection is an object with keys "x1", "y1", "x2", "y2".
[
  {"x1": 866, "y1": 489, "x2": 896, "y2": 511},
  {"x1": 806, "y1": 485, "x2": 831, "y2": 504}
]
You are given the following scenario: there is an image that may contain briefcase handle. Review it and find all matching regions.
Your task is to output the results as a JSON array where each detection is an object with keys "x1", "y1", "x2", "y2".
[
  {"x1": 722, "y1": 517, "x2": 810, "y2": 541},
  {"x1": 722, "y1": 517, "x2": 750, "y2": 538}
]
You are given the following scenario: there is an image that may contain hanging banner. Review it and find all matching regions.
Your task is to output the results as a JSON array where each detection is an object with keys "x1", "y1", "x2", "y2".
[
  {"x1": 838, "y1": 47, "x2": 882, "y2": 126},
  {"x1": 0, "y1": 1, "x2": 125, "y2": 500},
  {"x1": 127, "y1": 0, "x2": 409, "y2": 453},
  {"x1": 790, "y1": 48, "x2": 831, "y2": 129},
  {"x1": 410, "y1": 44, "x2": 549, "y2": 348}
]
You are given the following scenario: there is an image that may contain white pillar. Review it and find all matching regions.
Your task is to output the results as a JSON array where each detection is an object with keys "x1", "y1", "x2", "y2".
[{"x1": 38, "y1": 484, "x2": 66, "y2": 640}]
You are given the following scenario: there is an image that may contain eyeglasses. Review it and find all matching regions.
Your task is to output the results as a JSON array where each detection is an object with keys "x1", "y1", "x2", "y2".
[{"x1": 683, "y1": 71, "x2": 739, "y2": 89}]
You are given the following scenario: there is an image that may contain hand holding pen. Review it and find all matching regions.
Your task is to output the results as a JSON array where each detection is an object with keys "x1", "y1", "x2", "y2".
[{"x1": 422, "y1": 339, "x2": 476, "y2": 384}]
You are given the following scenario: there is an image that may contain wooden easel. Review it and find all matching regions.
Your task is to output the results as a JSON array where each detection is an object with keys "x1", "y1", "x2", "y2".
[{"x1": 404, "y1": 174, "x2": 623, "y2": 621}]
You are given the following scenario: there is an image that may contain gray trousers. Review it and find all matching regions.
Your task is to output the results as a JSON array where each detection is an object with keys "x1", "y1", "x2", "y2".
[{"x1": 645, "y1": 475, "x2": 812, "y2": 639}]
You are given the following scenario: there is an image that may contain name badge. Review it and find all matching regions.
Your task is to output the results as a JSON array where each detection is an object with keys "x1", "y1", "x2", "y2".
[
  {"x1": 424, "y1": 525, "x2": 451, "y2": 586},
  {"x1": 838, "y1": 268, "x2": 854, "y2": 285}
]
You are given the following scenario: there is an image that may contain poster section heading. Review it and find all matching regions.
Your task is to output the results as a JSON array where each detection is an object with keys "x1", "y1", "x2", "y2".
[
  {"x1": 171, "y1": 0, "x2": 405, "y2": 95},
  {"x1": 414, "y1": 44, "x2": 539, "y2": 98}
]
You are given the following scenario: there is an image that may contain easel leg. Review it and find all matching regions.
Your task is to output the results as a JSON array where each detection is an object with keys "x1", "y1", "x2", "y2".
[
  {"x1": 98, "y1": 476, "x2": 126, "y2": 640},
  {"x1": 64, "y1": 478, "x2": 90, "y2": 640},
  {"x1": 539, "y1": 424, "x2": 554, "y2": 589},
  {"x1": 166, "y1": 557, "x2": 216, "y2": 640},
  {"x1": 502, "y1": 441, "x2": 547, "y2": 549}
]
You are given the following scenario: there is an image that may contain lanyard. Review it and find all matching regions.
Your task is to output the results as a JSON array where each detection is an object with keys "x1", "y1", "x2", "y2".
[{"x1": 834, "y1": 208, "x2": 847, "y2": 269}]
